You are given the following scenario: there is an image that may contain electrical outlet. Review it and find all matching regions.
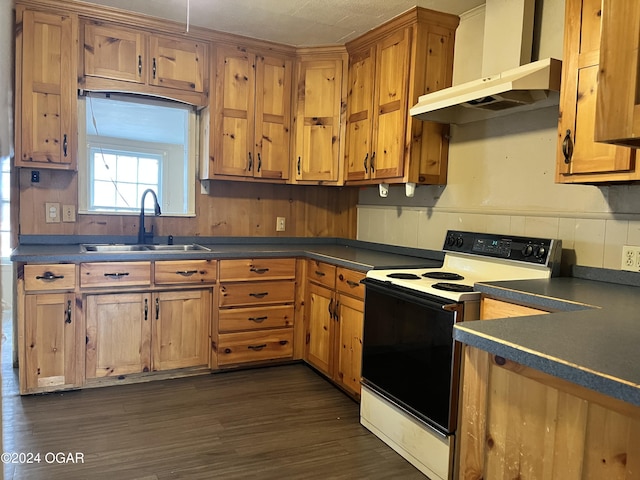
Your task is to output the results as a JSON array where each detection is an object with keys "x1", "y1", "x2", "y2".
[
  {"x1": 621, "y1": 245, "x2": 640, "y2": 272},
  {"x1": 45, "y1": 202, "x2": 61, "y2": 223},
  {"x1": 276, "y1": 217, "x2": 286, "y2": 232},
  {"x1": 62, "y1": 204, "x2": 76, "y2": 222}
]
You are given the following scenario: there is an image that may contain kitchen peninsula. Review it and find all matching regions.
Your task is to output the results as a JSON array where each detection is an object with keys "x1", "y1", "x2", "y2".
[{"x1": 454, "y1": 270, "x2": 640, "y2": 479}]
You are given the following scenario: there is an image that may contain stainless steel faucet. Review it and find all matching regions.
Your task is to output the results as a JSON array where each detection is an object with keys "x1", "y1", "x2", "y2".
[{"x1": 138, "y1": 189, "x2": 161, "y2": 244}]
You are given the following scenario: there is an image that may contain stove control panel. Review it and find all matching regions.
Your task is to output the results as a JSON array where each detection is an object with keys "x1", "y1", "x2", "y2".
[{"x1": 444, "y1": 230, "x2": 562, "y2": 271}]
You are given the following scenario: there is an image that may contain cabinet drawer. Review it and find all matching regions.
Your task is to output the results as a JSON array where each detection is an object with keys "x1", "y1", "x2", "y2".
[
  {"x1": 80, "y1": 262, "x2": 151, "y2": 288},
  {"x1": 218, "y1": 305, "x2": 294, "y2": 332},
  {"x1": 218, "y1": 258, "x2": 295, "y2": 281},
  {"x1": 24, "y1": 264, "x2": 76, "y2": 291},
  {"x1": 154, "y1": 260, "x2": 217, "y2": 285},
  {"x1": 307, "y1": 260, "x2": 336, "y2": 288},
  {"x1": 219, "y1": 281, "x2": 295, "y2": 307},
  {"x1": 336, "y1": 267, "x2": 366, "y2": 299},
  {"x1": 216, "y1": 328, "x2": 293, "y2": 365}
]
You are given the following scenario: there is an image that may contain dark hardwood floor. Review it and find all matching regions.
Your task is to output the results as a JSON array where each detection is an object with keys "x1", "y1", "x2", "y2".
[{"x1": 1, "y1": 318, "x2": 425, "y2": 479}]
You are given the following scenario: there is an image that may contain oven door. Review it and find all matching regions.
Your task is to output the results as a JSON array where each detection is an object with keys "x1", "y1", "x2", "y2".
[{"x1": 361, "y1": 278, "x2": 463, "y2": 435}]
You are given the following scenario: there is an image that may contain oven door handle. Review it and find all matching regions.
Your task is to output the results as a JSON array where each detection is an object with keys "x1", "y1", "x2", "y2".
[{"x1": 364, "y1": 279, "x2": 462, "y2": 313}]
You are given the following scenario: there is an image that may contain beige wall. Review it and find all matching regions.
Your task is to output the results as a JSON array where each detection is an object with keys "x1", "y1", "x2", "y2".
[{"x1": 357, "y1": 0, "x2": 640, "y2": 271}]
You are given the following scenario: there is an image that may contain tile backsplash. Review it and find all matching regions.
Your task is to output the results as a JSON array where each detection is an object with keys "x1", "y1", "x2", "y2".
[{"x1": 357, "y1": 204, "x2": 640, "y2": 272}]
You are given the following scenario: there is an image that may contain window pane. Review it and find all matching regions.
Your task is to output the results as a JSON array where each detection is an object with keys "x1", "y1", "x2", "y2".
[
  {"x1": 116, "y1": 183, "x2": 138, "y2": 209},
  {"x1": 1, "y1": 203, "x2": 9, "y2": 231},
  {"x1": 93, "y1": 152, "x2": 116, "y2": 181},
  {"x1": 1, "y1": 232, "x2": 11, "y2": 258},
  {"x1": 93, "y1": 180, "x2": 116, "y2": 208},
  {"x1": 138, "y1": 158, "x2": 159, "y2": 184},
  {"x1": 116, "y1": 155, "x2": 138, "y2": 182}
]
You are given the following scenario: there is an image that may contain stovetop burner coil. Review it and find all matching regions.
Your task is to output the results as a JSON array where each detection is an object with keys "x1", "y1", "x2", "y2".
[
  {"x1": 386, "y1": 272, "x2": 422, "y2": 280},
  {"x1": 431, "y1": 282, "x2": 475, "y2": 293},
  {"x1": 422, "y1": 272, "x2": 464, "y2": 281}
]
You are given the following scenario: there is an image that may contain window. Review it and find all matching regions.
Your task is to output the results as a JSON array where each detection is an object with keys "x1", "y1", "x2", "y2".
[
  {"x1": 1, "y1": 156, "x2": 10, "y2": 258},
  {"x1": 79, "y1": 93, "x2": 197, "y2": 216}
]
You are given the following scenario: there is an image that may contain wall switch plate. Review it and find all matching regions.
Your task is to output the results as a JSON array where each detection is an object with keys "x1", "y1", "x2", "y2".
[
  {"x1": 62, "y1": 204, "x2": 76, "y2": 222},
  {"x1": 621, "y1": 245, "x2": 640, "y2": 272},
  {"x1": 45, "y1": 202, "x2": 61, "y2": 223},
  {"x1": 276, "y1": 217, "x2": 286, "y2": 232}
]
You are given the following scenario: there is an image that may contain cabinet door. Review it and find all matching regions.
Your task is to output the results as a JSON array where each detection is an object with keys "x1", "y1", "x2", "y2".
[
  {"x1": 149, "y1": 34, "x2": 207, "y2": 93},
  {"x1": 305, "y1": 282, "x2": 334, "y2": 375},
  {"x1": 152, "y1": 290, "x2": 210, "y2": 371},
  {"x1": 556, "y1": 0, "x2": 636, "y2": 183},
  {"x1": 595, "y1": 0, "x2": 640, "y2": 148},
  {"x1": 255, "y1": 54, "x2": 292, "y2": 180},
  {"x1": 18, "y1": 10, "x2": 77, "y2": 169},
  {"x1": 335, "y1": 294, "x2": 364, "y2": 396},
  {"x1": 295, "y1": 58, "x2": 343, "y2": 182},
  {"x1": 345, "y1": 48, "x2": 375, "y2": 181},
  {"x1": 23, "y1": 293, "x2": 81, "y2": 392},
  {"x1": 83, "y1": 23, "x2": 145, "y2": 84},
  {"x1": 85, "y1": 293, "x2": 152, "y2": 378},
  {"x1": 371, "y1": 28, "x2": 410, "y2": 181},
  {"x1": 213, "y1": 46, "x2": 256, "y2": 177}
]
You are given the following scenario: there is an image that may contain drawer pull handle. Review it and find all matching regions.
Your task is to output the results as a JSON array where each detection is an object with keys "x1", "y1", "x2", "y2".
[
  {"x1": 250, "y1": 267, "x2": 269, "y2": 274},
  {"x1": 144, "y1": 298, "x2": 148, "y2": 321},
  {"x1": 314, "y1": 270, "x2": 326, "y2": 277},
  {"x1": 65, "y1": 300, "x2": 72, "y2": 324},
  {"x1": 248, "y1": 344, "x2": 267, "y2": 351},
  {"x1": 278, "y1": 340, "x2": 289, "y2": 346},
  {"x1": 346, "y1": 280, "x2": 360, "y2": 288},
  {"x1": 104, "y1": 272, "x2": 129, "y2": 278},
  {"x1": 249, "y1": 292, "x2": 268, "y2": 299},
  {"x1": 176, "y1": 270, "x2": 198, "y2": 276},
  {"x1": 248, "y1": 316, "x2": 268, "y2": 323},
  {"x1": 156, "y1": 298, "x2": 160, "y2": 320},
  {"x1": 36, "y1": 271, "x2": 65, "y2": 281},
  {"x1": 152, "y1": 57, "x2": 157, "y2": 79}
]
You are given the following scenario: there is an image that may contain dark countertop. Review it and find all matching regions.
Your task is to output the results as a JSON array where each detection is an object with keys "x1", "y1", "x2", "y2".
[
  {"x1": 10, "y1": 236, "x2": 443, "y2": 272},
  {"x1": 454, "y1": 275, "x2": 640, "y2": 407}
]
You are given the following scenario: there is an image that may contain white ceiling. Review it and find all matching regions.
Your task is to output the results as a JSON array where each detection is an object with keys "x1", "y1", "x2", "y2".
[{"x1": 77, "y1": 0, "x2": 484, "y2": 46}]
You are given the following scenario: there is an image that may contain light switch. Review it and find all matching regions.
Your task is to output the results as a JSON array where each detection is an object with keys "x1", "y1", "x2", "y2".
[{"x1": 45, "y1": 202, "x2": 61, "y2": 223}]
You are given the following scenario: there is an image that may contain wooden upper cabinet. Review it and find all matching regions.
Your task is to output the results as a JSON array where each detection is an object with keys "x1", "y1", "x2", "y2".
[
  {"x1": 556, "y1": 0, "x2": 638, "y2": 183},
  {"x1": 16, "y1": 8, "x2": 78, "y2": 170},
  {"x1": 81, "y1": 21, "x2": 209, "y2": 106},
  {"x1": 149, "y1": 34, "x2": 207, "y2": 93},
  {"x1": 83, "y1": 23, "x2": 145, "y2": 84},
  {"x1": 594, "y1": 0, "x2": 640, "y2": 148},
  {"x1": 293, "y1": 48, "x2": 348, "y2": 184},
  {"x1": 344, "y1": 8, "x2": 458, "y2": 186},
  {"x1": 207, "y1": 45, "x2": 292, "y2": 181}
]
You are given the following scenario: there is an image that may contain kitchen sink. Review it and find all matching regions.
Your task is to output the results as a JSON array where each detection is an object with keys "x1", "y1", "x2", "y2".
[{"x1": 81, "y1": 244, "x2": 211, "y2": 253}]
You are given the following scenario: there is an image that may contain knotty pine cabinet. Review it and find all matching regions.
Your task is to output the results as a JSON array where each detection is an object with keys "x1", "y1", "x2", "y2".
[
  {"x1": 344, "y1": 7, "x2": 458, "y2": 186},
  {"x1": 305, "y1": 260, "x2": 365, "y2": 398},
  {"x1": 292, "y1": 48, "x2": 348, "y2": 184},
  {"x1": 19, "y1": 264, "x2": 82, "y2": 394},
  {"x1": 81, "y1": 21, "x2": 209, "y2": 106},
  {"x1": 594, "y1": 1, "x2": 640, "y2": 149},
  {"x1": 214, "y1": 258, "x2": 296, "y2": 367},
  {"x1": 15, "y1": 7, "x2": 78, "y2": 170},
  {"x1": 555, "y1": 0, "x2": 638, "y2": 183},
  {"x1": 204, "y1": 45, "x2": 293, "y2": 182}
]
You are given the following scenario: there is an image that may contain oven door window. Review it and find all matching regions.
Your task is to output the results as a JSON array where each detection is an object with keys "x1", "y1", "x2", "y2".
[{"x1": 362, "y1": 280, "x2": 459, "y2": 434}]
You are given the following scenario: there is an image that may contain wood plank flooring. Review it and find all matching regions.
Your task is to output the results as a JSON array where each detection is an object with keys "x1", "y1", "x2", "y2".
[{"x1": 2, "y1": 360, "x2": 426, "y2": 479}]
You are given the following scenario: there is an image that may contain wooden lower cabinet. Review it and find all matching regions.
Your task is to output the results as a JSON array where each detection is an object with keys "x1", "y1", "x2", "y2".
[
  {"x1": 85, "y1": 289, "x2": 211, "y2": 379},
  {"x1": 214, "y1": 258, "x2": 296, "y2": 368},
  {"x1": 85, "y1": 292, "x2": 152, "y2": 378},
  {"x1": 458, "y1": 346, "x2": 640, "y2": 480},
  {"x1": 305, "y1": 260, "x2": 365, "y2": 397},
  {"x1": 22, "y1": 292, "x2": 82, "y2": 393},
  {"x1": 152, "y1": 290, "x2": 211, "y2": 371}
]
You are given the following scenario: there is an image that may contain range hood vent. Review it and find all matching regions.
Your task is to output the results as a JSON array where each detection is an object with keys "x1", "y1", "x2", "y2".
[
  {"x1": 410, "y1": 0, "x2": 562, "y2": 125},
  {"x1": 411, "y1": 58, "x2": 562, "y2": 124}
]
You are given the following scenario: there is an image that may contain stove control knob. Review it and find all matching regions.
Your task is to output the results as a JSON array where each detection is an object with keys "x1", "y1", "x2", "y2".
[
  {"x1": 455, "y1": 236, "x2": 463, "y2": 247},
  {"x1": 522, "y1": 244, "x2": 534, "y2": 257},
  {"x1": 446, "y1": 234, "x2": 456, "y2": 247},
  {"x1": 535, "y1": 246, "x2": 547, "y2": 259}
]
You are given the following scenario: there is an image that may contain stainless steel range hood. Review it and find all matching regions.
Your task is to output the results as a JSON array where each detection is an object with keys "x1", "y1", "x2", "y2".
[{"x1": 411, "y1": 0, "x2": 562, "y2": 125}]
